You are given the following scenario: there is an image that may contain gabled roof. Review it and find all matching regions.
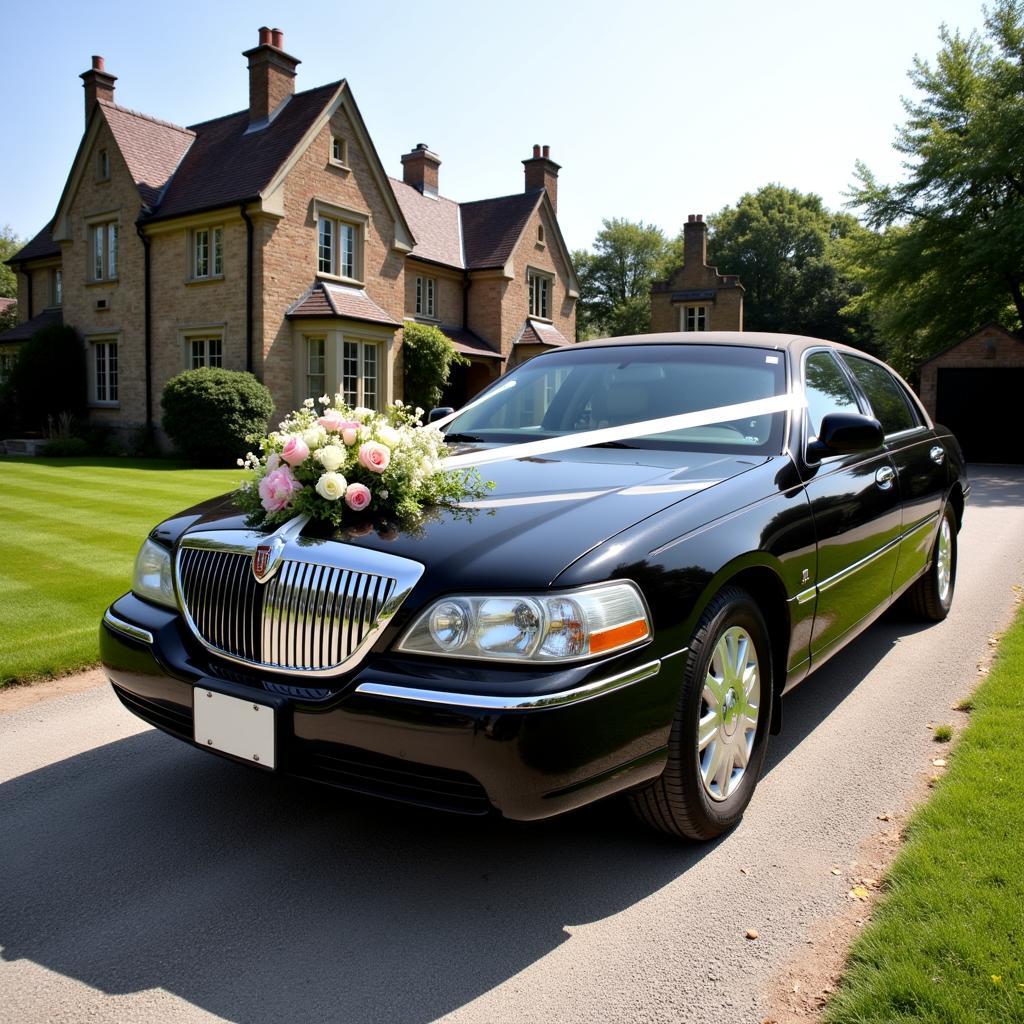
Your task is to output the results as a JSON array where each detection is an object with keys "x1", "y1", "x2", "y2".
[
  {"x1": 8, "y1": 223, "x2": 59, "y2": 265},
  {"x1": 286, "y1": 280, "x2": 399, "y2": 326},
  {"x1": 391, "y1": 177, "x2": 464, "y2": 269},
  {"x1": 437, "y1": 325, "x2": 504, "y2": 360},
  {"x1": 98, "y1": 100, "x2": 195, "y2": 208},
  {"x1": 460, "y1": 190, "x2": 543, "y2": 269},
  {"x1": 0, "y1": 306, "x2": 61, "y2": 343},
  {"x1": 153, "y1": 81, "x2": 341, "y2": 219},
  {"x1": 515, "y1": 318, "x2": 570, "y2": 347},
  {"x1": 919, "y1": 322, "x2": 1023, "y2": 368}
]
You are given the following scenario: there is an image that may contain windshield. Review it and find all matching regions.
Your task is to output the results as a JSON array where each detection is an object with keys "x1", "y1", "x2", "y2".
[{"x1": 446, "y1": 344, "x2": 789, "y2": 454}]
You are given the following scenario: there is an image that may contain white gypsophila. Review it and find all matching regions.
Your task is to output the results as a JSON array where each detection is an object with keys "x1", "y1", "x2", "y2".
[
  {"x1": 320, "y1": 394, "x2": 331, "y2": 405},
  {"x1": 302, "y1": 426, "x2": 327, "y2": 450},
  {"x1": 317, "y1": 444, "x2": 346, "y2": 472},
  {"x1": 303, "y1": 398, "x2": 315, "y2": 408},
  {"x1": 377, "y1": 424, "x2": 401, "y2": 448},
  {"x1": 315, "y1": 472, "x2": 347, "y2": 501},
  {"x1": 353, "y1": 406, "x2": 372, "y2": 421}
]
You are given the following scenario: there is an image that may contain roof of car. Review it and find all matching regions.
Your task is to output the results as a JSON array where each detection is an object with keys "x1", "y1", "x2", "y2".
[{"x1": 575, "y1": 331, "x2": 821, "y2": 352}]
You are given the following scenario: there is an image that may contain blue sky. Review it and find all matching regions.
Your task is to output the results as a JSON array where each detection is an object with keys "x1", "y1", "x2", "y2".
[{"x1": 3, "y1": 0, "x2": 988, "y2": 252}]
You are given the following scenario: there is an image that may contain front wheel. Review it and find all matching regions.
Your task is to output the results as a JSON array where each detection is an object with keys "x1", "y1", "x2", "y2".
[
  {"x1": 629, "y1": 586, "x2": 774, "y2": 841},
  {"x1": 901, "y1": 503, "x2": 957, "y2": 622}
]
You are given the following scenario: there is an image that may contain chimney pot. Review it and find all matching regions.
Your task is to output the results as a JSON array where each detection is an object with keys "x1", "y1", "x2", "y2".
[
  {"x1": 696, "y1": 213, "x2": 703, "y2": 222},
  {"x1": 688, "y1": 214, "x2": 695, "y2": 223},
  {"x1": 683, "y1": 213, "x2": 708, "y2": 268},
  {"x1": 81, "y1": 55, "x2": 117, "y2": 126},
  {"x1": 532, "y1": 144, "x2": 541, "y2": 158},
  {"x1": 92, "y1": 55, "x2": 105, "y2": 71},
  {"x1": 542, "y1": 144, "x2": 550, "y2": 158},
  {"x1": 271, "y1": 28, "x2": 283, "y2": 48},
  {"x1": 244, "y1": 26, "x2": 299, "y2": 125},
  {"x1": 258, "y1": 26, "x2": 272, "y2": 45},
  {"x1": 523, "y1": 145, "x2": 562, "y2": 213}
]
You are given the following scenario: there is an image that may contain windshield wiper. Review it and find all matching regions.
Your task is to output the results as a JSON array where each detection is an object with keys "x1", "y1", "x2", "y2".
[
  {"x1": 587, "y1": 440, "x2": 640, "y2": 449},
  {"x1": 444, "y1": 432, "x2": 486, "y2": 442}
]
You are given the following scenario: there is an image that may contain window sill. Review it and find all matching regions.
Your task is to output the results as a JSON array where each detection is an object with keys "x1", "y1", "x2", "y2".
[
  {"x1": 328, "y1": 158, "x2": 351, "y2": 172},
  {"x1": 89, "y1": 401, "x2": 120, "y2": 409},
  {"x1": 185, "y1": 275, "x2": 226, "y2": 286},
  {"x1": 528, "y1": 315, "x2": 554, "y2": 324},
  {"x1": 86, "y1": 277, "x2": 118, "y2": 287},
  {"x1": 317, "y1": 271, "x2": 365, "y2": 288},
  {"x1": 412, "y1": 313, "x2": 440, "y2": 323}
]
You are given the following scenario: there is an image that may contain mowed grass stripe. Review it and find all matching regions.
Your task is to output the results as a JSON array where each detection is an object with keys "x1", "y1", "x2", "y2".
[
  {"x1": 0, "y1": 457, "x2": 240, "y2": 684},
  {"x1": 826, "y1": 602, "x2": 1024, "y2": 1023}
]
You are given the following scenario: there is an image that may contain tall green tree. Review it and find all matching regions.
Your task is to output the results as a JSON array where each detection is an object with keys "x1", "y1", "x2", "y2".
[
  {"x1": 573, "y1": 218, "x2": 669, "y2": 338},
  {"x1": 702, "y1": 185, "x2": 875, "y2": 347},
  {"x1": 0, "y1": 225, "x2": 23, "y2": 300},
  {"x1": 848, "y1": 0, "x2": 1024, "y2": 364}
]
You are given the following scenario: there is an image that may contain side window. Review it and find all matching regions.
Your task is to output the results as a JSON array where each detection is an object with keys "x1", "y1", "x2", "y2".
[
  {"x1": 803, "y1": 351, "x2": 860, "y2": 439},
  {"x1": 841, "y1": 355, "x2": 919, "y2": 436}
]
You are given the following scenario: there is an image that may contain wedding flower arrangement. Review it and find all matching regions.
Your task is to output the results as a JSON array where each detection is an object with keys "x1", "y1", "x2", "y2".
[{"x1": 235, "y1": 397, "x2": 489, "y2": 529}]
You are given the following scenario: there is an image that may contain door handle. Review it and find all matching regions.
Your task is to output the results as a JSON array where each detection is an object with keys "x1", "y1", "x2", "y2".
[
  {"x1": 930, "y1": 445, "x2": 945, "y2": 464},
  {"x1": 875, "y1": 465, "x2": 896, "y2": 490}
]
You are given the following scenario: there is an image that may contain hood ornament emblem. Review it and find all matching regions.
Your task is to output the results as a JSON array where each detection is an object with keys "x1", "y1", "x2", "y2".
[{"x1": 251, "y1": 513, "x2": 309, "y2": 583}]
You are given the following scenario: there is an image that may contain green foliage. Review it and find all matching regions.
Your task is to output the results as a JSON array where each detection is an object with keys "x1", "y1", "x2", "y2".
[
  {"x1": 401, "y1": 321, "x2": 467, "y2": 412},
  {"x1": 0, "y1": 299, "x2": 17, "y2": 333},
  {"x1": 847, "y1": 0, "x2": 1024, "y2": 366},
  {"x1": 704, "y1": 184, "x2": 876, "y2": 348},
  {"x1": 39, "y1": 437, "x2": 90, "y2": 457},
  {"x1": 161, "y1": 367, "x2": 273, "y2": 466},
  {"x1": 0, "y1": 225, "x2": 23, "y2": 300},
  {"x1": 933, "y1": 723, "x2": 953, "y2": 742},
  {"x1": 7, "y1": 323, "x2": 87, "y2": 430},
  {"x1": 573, "y1": 218, "x2": 670, "y2": 338}
]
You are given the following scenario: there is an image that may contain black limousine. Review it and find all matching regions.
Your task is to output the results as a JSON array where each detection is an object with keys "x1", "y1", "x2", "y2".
[{"x1": 101, "y1": 333, "x2": 968, "y2": 840}]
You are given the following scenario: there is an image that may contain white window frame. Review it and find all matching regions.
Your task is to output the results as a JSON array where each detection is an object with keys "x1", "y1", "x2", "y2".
[
  {"x1": 52, "y1": 268, "x2": 62, "y2": 306},
  {"x1": 185, "y1": 334, "x2": 224, "y2": 370},
  {"x1": 89, "y1": 220, "x2": 118, "y2": 282},
  {"x1": 304, "y1": 336, "x2": 327, "y2": 399},
  {"x1": 415, "y1": 275, "x2": 436, "y2": 318},
  {"x1": 528, "y1": 269, "x2": 552, "y2": 320},
  {"x1": 330, "y1": 136, "x2": 348, "y2": 167},
  {"x1": 314, "y1": 201, "x2": 367, "y2": 284},
  {"x1": 682, "y1": 305, "x2": 708, "y2": 332},
  {"x1": 90, "y1": 338, "x2": 119, "y2": 406},
  {"x1": 341, "y1": 339, "x2": 381, "y2": 410},
  {"x1": 191, "y1": 226, "x2": 224, "y2": 280}
]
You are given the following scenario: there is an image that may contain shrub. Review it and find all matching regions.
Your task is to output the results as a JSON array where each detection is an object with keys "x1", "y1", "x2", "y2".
[
  {"x1": 39, "y1": 437, "x2": 90, "y2": 457},
  {"x1": 162, "y1": 368, "x2": 273, "y2": 466},
  {"x1": 402, "y1": 322, "x2": 468, "y2": 412},
  {"x1": 7, "y1": 324, "x2": 87, "y2": 430}
]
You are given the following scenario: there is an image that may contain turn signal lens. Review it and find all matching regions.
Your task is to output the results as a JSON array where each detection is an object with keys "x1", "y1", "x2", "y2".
[{"x1": 397, "y1": 582, "x2": 650, "y2": 663}]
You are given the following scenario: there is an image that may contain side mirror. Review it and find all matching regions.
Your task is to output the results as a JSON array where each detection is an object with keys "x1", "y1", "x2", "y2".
[
  {"x1": 427, "y1": 407, "x2": 455, "y2": 424},
  {"x1": 807, "y1": 412, "x2": 884, "y2": 461}
]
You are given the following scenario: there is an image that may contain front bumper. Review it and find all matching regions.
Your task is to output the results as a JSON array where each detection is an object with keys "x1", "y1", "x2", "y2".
[{"x1": 101, "y1": 594, "x2": 681, "y2": 821}]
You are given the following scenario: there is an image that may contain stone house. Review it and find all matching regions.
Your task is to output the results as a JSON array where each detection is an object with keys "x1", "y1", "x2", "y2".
[
  {"x1": 650, "y1": 214, "x2": 743, "y2": 332},
  {"x1": 3, "y1": 27, "x2": 579, "y2": 435}
]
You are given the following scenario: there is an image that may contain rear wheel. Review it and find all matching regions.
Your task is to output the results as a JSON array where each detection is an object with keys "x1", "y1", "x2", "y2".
[
  {"x1": 901, "y1": 503, "x2": 957, "y2": 622},
  {"x1": 630, "y1": 586, "x2": 774, "y2": 840}
]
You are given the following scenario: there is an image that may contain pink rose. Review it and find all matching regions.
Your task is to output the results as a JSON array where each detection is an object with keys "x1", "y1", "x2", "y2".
[
  {"x1": 266, "y1": 452, "x2": 281, "y2": 472},
  {"x1": 258, "y1": 466, "x2": 302, "y2": 513},
  {"x1": 281, "y1": 435, "x2": 310, "y2": 467},
  {"x1": 345, "y1": 482, "x2": 372, "y2": 511},
  {"x1": 358, "y1": 441, "x2": 391, "y2": 474},
  {"x1": 317, "y1": 411, "x2": 345, "y2": 432},
  {"x1": 341, "y1": 427, "x2": 359, "y2": 447}
]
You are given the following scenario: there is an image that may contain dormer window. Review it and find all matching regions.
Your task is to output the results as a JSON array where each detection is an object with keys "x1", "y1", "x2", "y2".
[
  {"x1": 528, "y1": 269, "x2": 551, "y2": 319},
  {"x1": 191, "y1": 227, "x2": 224, "y2": 279},
  {"x1": 330, "y1": 136, "x2": 348, "y2": 166},
  {"x1": 97, "y1": 149, "x2": 110, "y2": 181}
]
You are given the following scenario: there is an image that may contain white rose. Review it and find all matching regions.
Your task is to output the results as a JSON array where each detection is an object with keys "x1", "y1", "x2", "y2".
[
  {"x1": 302, "y1": 426, "x2": 326, "y2": 450},
  {"x1": 341, "y1": 427, "x2": 358, "y2": 447},
  {"x1": 317, "y1": 443, "x2": 346, "y2": 472},
  {"x1": 353, "y1": 406, "x2": 372, "y2": 421},
  {"x1": 377, "y1": 425, "x2": 401, "y2": 448},
  {"x1": 315, "y1": 472, "x2": 347, "y2": 501}
]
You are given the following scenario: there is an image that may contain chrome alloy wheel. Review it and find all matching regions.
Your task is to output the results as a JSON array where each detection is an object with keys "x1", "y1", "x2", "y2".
[
  {"x1": 698, "y1": 626, "x2": 760, "y2": 802},
  {"x1": 936, "y1": 516, "x2": 953, "y2": 603}
]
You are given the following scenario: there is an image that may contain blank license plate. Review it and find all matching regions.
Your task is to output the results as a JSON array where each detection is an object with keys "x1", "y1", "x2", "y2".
[{"x1": 193, "y1": 687, "x2": 276, "y2": 769}]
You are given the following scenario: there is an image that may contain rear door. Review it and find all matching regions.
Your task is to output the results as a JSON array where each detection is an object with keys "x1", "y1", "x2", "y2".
[
  {"x1": 798, "y1": 349, "x2": 902, "y2": 663},
  {"x1": 840, "y1": 353, "x2": 946, "y2": 595}
]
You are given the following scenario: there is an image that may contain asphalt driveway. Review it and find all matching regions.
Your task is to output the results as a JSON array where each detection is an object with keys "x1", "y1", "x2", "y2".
[{"x1": 2, "y1": 465, "x2": 1022, "y2": 1024}]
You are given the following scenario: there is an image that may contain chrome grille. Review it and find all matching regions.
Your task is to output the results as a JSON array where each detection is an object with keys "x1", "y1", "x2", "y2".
[{"x1": 174, "y1": 520, "x2": 423, "y2": 677}]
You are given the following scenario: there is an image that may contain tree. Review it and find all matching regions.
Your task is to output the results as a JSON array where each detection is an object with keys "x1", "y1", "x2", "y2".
[
  {"x1": 0, "y1": 300, "x2": 16, "y2": 333},
  {"x1": 573, "y1": 219, "x2": 670, "y2": 338},
  {"x1": 7, "y1": 323, "x2": 87, "y2": 430},
  {"x1": 848, "y1": 0, "x2": 1024, "y2": 364},
  {"x1": 702, "y1": 185, "x2": 876, "y2": 348},
  {"x1": 401, "y1": 322, "x2": 467, "y2": 412},
  {"x1": 0, "y1": 225, "x2": 23, "y2": 300}
]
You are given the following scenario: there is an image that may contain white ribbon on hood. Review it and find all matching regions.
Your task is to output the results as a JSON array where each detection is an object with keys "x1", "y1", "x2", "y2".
[{"x1": 440, "y1": 392, "x2": 806, "y2": 471}]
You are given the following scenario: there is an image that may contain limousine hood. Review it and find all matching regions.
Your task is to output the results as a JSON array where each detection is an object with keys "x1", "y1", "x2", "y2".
[{"x1": 160, "y1": 448, "x2": 773, "y2": 593}]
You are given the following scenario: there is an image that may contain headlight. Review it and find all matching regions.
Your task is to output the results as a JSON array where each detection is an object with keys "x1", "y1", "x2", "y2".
[
  {"x1": 397, "y1": 582, "x2": 650, "y2": 663},
  {"x1": 132, "y1": 538, "x2": 177, "y2": 609}
]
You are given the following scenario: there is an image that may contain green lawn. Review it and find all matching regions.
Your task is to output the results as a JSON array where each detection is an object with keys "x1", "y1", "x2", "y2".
[
  {"x1": 0, "y1": 457, "x2": 241, "y2": 685},
  {"x1": 826, "y1": 601, "x2": 1024, "y2": 1023}
]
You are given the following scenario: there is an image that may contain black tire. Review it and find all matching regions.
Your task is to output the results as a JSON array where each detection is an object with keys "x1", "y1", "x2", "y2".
[
  {"x1": 901, "y1": 503, "x2": 957, "y2": 622},
  {"x1": 629, "y1": 586, "x2": 774, "y2": 841}
]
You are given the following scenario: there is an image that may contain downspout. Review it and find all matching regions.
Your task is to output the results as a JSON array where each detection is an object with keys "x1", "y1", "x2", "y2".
[
  {"x1": 240, "y1": 203, "x2": 254, "y2": 374},
  {"x1": 135, "y1": 223, "x2": 153, "y2": 428}
]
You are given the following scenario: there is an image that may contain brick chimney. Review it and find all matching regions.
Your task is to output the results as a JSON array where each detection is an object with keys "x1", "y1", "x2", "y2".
[
  {"x1": 683, "y1": 214, "x2": 707, "y2": 267},
  {"x1": 401, "y1": 143, "x2": 441, "y2": 197},
  {"x1": 523, "y1": 144, "x2": 561, "y2": 213},
  {"x1": 242, "y1": 26, "x2": 300, "y2": 126},
  {"x1": 80, "y1": 56, "x2": 116, "y2": 126}
]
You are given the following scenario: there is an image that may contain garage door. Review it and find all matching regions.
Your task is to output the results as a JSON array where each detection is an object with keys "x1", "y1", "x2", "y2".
[{"x1": 935, "y1": 368, "x2": 1024, "y2": 463}]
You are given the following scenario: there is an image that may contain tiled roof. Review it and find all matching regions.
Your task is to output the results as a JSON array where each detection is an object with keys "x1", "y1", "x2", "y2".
[
  {"x1": 460, "y1": 190, "x2": 542, "y2": 269},
  {"x1": 438, "y1": 325, "x2": 504, "y2": 360},
  {"x1": 391, "y1": 178, "x2": 463, "y2": 269},
  {"x1": 98, "y1": 101, "x2": 195, "y2": 209},
  {"x1": 8, "y1": 224, "x2": 59, "y2": 264},
  {"x1": 286, "y1": 280, "x2": 399, "y2": 326},
  {"x1": 515, "y1": 319, "x2": 570, "y2": 347},
  {"x1": 0, "y1": 306, "x2": 61, "y2": 343},
  {"x1": 152, "y1": 81, "x2": 342, "y2": 219}
]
